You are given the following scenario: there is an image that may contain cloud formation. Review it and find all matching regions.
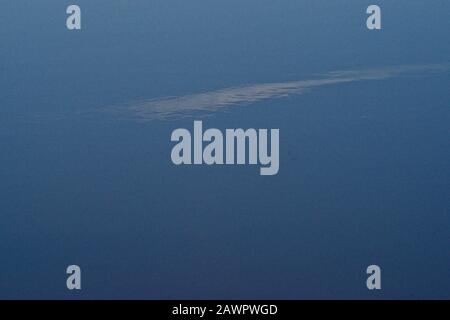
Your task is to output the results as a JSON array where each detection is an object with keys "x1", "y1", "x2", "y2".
[{"x1": 106, "y1": 64, "x2": 449, "y2": 121}]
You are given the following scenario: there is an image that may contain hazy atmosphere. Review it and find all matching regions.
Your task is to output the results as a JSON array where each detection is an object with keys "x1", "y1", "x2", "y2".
[{"x1": 0, "y1": 1, "x2": 449, "y2": 299}]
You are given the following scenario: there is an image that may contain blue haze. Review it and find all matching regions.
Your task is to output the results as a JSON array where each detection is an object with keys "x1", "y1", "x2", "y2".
[{"x1": 0, "y1": 1, "x2": 449, "y2": 299}]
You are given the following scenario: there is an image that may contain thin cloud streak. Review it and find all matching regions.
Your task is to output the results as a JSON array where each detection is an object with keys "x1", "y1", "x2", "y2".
[{"x1": 106, "y1": 64, "x2": 449, "y2": 121}]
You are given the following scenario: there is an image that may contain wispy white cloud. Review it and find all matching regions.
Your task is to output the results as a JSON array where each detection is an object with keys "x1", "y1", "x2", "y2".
[{"x1": 105, "y1": 63, "x2": 449, "y2": 121}]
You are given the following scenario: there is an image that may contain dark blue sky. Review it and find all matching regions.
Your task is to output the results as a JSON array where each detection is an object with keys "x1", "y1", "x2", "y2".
[{"x1": 0, "y1": 1, "x2": 449, "y2": 299}]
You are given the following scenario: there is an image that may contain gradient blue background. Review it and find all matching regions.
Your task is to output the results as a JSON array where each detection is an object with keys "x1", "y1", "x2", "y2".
[{"x1": 0, "y1": 1, "x2": 449, "y2": 299}]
